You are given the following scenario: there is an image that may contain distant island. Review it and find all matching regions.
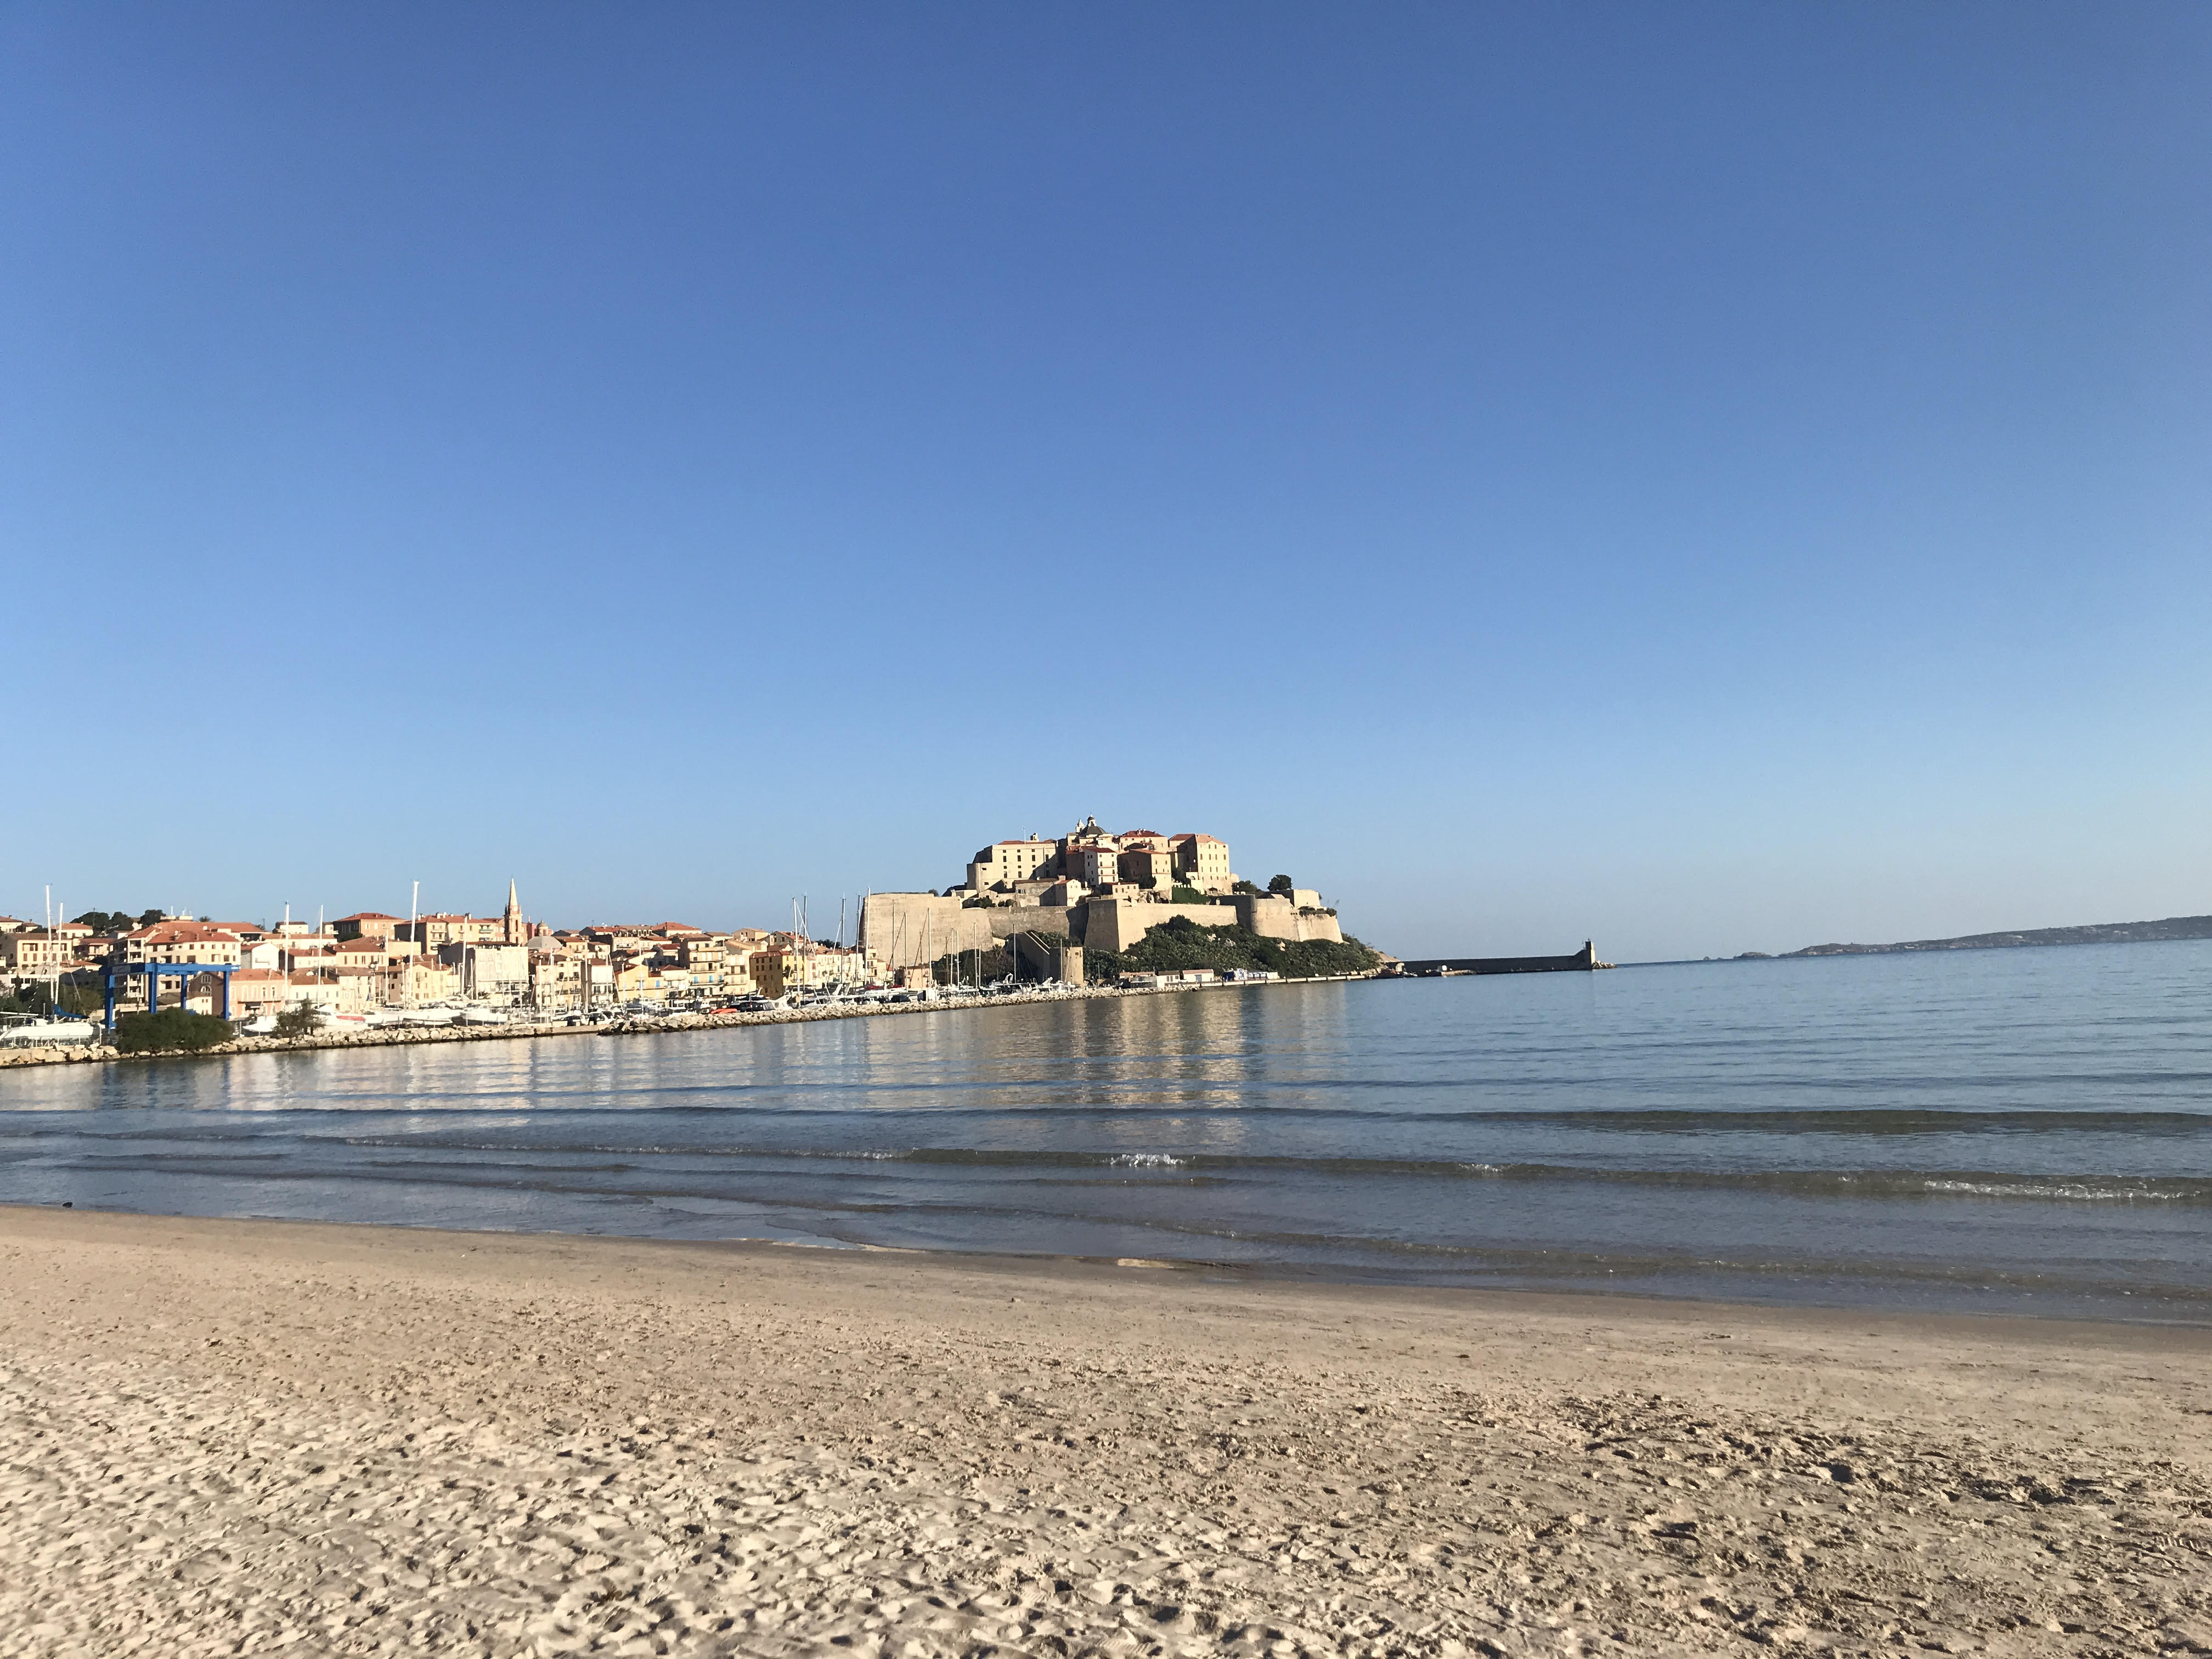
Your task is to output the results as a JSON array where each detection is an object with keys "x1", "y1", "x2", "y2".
[{"x1": 1768, "y1": 914, "x2": 2212, "y2": 959}]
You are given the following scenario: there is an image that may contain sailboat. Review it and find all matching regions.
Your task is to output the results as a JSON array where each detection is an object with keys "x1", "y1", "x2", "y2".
[{"x1": 1, "y1": 888, "x2": 98, "y2": 1046}]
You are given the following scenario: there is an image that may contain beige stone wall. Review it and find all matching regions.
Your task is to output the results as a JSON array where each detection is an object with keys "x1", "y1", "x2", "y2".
[
  {"x1": 862, "y1": 893, "x2": 1090, "y2": 968},
  {"x1": 1233, "y1": 895, "x2": 1344, "y2": 944},
  {"x1": 1081, "y1": 898, "x2": 1241, "y2": 955},
  {"x1": 859, "y1": 894, "x2": 997, "y2": 969},
  {"x1": 982, "y1": 907, "x2": 1076, "y2": 946}
]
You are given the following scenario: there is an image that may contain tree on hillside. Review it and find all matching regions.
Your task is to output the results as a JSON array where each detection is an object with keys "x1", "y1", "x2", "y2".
[
  {"x1": 72, "y1": 910, "x2": 138, "y2": 934},
  {"x1": 1267, "y1": 874, "x2": 1294, "y2": 895}
]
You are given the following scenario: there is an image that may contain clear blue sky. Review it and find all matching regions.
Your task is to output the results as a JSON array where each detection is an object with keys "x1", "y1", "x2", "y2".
[{"x1": 3, "y1": 3, "x2": 2207, "y2": 961}]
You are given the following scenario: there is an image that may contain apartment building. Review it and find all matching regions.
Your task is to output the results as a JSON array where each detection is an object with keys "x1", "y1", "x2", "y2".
[
  {"x1": 331, "y1": 913, "x2": 405, "y2": 944},
  {"x1": 0, "y1": 930, "x2": 80, "y2": 975},
  {"x1": 409, "y1": 912, "x2": 505, "y2": 949},
  {"x1": 122, "y1": 922, "x2": 246, "y2": 966}
]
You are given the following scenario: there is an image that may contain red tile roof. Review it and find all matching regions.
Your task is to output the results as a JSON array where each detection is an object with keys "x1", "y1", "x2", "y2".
[{"x1": 131, "y1": 922, "x2": 245, "y2": 943}]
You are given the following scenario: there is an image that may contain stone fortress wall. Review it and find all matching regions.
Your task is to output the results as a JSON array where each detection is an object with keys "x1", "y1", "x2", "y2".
[
  {"x1": 859, "y1": 890, "x2": 1342, "y2": 971},
  {"x1": 1076, "y1": 894, "x2": 1342, "y2": 956},
  {"x1": 854, "y1": 894, "x2": 1066, "y2": 969}
]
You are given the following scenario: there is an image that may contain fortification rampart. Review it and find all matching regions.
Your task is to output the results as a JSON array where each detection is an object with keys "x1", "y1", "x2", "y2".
[
  {"x1": 858, "y1": 894, "x2": 992, "y2": 969},
  {"x1": 1079, "y1": 894, "x2": 1345, "y2": 956},
  {"x1": 863, "y1": 888, "x2": 1344, "y2": 969},
  {"x1": 1233, "y1": 894, "x2": 1343, "y2": 944},
  {"x1": 860, "y1": 893, "x2": 1084, "y2": 969},
  {"x1": 986, "y1": 907, "x2": 1077, "y2": 946}
]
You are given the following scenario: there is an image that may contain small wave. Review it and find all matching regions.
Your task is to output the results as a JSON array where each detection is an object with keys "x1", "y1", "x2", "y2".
[
  {"x1": 1918, "y1": 1178, "x2": 2189, "y2": 1202},
  {"x1": 146, "y1": 1137, "x2": 2212, "y2": 1202}
]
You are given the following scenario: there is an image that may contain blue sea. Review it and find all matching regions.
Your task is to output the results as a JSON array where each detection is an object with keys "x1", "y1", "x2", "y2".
[{"x1": 5, "y1": 940, "x2": 2211, "y2": 1321}]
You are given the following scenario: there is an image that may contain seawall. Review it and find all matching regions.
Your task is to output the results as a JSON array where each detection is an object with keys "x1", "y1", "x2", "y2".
[{"x1": 1397, "y1": 941, "x2": 1598, "y2": 975}]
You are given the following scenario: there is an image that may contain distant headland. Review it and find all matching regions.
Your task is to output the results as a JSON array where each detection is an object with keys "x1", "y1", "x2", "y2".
[{"x1": 1753, "y1": 913, "x2": 2212, "y2": 961}]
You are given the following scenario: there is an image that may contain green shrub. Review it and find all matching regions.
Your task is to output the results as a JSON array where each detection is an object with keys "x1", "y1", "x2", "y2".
[
  {"x1": 272, "y1": 1005, "x2": 321, "y2": 1039},
  {"x1": 1086, "y1": 915, "x2": 1382, "y2": 981},
  {"x1": 111, "y1": 1008, "x2": 235, "y2": 1054}
]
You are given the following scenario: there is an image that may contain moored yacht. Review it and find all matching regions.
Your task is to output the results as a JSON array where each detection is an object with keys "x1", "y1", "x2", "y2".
[{"x1": 0, "y1": 1012, "x2": 100, "y2": 1046}]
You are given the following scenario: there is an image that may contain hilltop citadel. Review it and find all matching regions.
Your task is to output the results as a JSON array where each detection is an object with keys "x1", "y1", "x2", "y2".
[{"x1": 859, "y1": 815, "x2": 1346, "y2": 973}]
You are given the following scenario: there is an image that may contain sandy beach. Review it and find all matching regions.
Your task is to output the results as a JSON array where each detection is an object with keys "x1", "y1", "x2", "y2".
[{"x1": 2, "y1": 1209, "x2": 2208, "y2": 1657}]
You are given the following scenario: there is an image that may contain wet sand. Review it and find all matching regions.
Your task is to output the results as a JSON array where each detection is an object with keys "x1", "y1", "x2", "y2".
[{"x1": 2, "y1": 1206, "x2": 2208, "y2": 1656}]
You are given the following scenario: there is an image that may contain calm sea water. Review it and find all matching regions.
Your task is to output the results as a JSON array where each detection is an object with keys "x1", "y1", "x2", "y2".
[{"x1": 5, "y1": 941, "x2": 2211, "y2": 1321}]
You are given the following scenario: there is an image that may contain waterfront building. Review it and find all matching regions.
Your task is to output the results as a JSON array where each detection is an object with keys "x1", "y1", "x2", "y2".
[
  {"x1": 677, "y1": 935, "x2": 755, "y2": 1002},
  {"x1": 227, "y1": 968, "x2": 295, "y2": 1018},
  {"x1": 747, "y1": 940, "x2": 874, "y2": 998},
  {"x1": 391, "y1": 957, "x2": 460, "y2": 1006},
  {"x1": 528, "y1": 940, "x2": 584, "y2": 1011}
]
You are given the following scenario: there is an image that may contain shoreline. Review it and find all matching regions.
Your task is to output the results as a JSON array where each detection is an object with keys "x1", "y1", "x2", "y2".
[
  {"x1": 5, "y1": 1206, "x2": 2209, "y2": 1655},
  {"x1": 18, "y1": 1199, "x2": 2212, "y2": 1335},
  {"x1": 0, "y1": 969, "x2": 1383, "y2": 1069},
  {"x1": 9, "y1": 1201, "x2": 2212, "y2": 1342}
]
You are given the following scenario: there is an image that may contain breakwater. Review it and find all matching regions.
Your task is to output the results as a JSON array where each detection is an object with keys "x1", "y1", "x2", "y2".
[{"x1": 1396, "y1": 940, "x2": 1602, "y2": 975}]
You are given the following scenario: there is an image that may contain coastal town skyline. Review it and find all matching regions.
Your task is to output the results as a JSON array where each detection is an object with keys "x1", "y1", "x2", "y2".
[{"x1": 2, "y1": 818, "x2": 1393, "y2": 1025}]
